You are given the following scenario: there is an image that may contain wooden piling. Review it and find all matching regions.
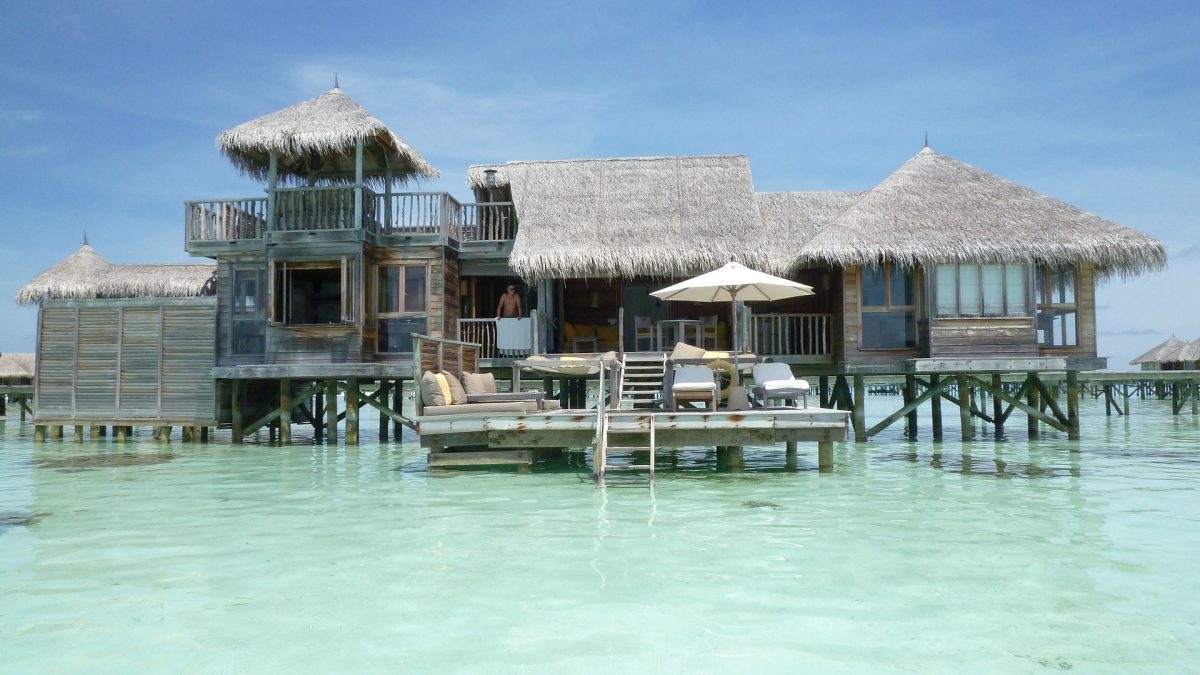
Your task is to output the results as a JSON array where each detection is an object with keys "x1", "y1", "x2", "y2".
[
  {"x1": 1026, "y1": 374, "x2": 1039, "y2": 437},
  {"x1": 819, "y1": 375, "x2": 831, "y2": 408},
  {"x1": 279, "y1": 378, "x2": 291, "y2": 445},
  {"x1": 716, "y1": 445, "x2": 743, "y2": 469},
  {"x1": 930, "y1": 374, "x2": 943, "y2": 441},
  {"x1": 904, "y1": 374, "x2": 917, "y2": 439},
  {"x1": 231, "y1": 379, "x2": 244, "y2": 444},
  {"x1": 325, "y1": 379, "x2": 337, "y2": 443},
  {"x1": 1066, "y1": 370, "x2": 1080, "y2": 440},
  {"x1": 377, "y1": 379, "x2": 389, "y2": 442},
  {"x1": 852, "y1": 375, "x2": 866, "y2": 443},
  {"x1": 346, "y1": 377, "x2": 360, "y2": 445},
  {"x1": 314, "y1": 389, "x2": 324, "y2": 442},
  {"x1": 785, "y1": 440, "x2": 797, "y2": 457},
  {"x1": 957, "y1": 373, "x2": 972, "y2": 440},
  {"x1": 392, "y1": 379, "x2": 403, "y2": 437},
  {"x1": 991, "y1": 374, "x2": 1004, "y2": 436},
  {"x1": 115, "y1": 426, "x2": 127, "y2": 442},
  {"x1": 818, "y1": 439, "x2": 833, "y2": 472},
  {"x1": 34, "y1": 425, "x2": 46, "y2": 442},
  {"x1": 51, "y1": 424, "x2": 63, "y2": 439},
  {"x1": 73, "y1": 425, "x2": 84, "y2": 442}
]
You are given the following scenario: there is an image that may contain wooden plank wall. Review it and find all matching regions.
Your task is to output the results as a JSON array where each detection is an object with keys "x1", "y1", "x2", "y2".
[
  {"x1": 443, "y1": 251, "x2": 460, "y2": 338},
  {"x1": 928, "y1": 317, "x2": 1038, "y2": 357},
  {"x1": 35, "y1": 298, "x2": 217, "y2": 423}
]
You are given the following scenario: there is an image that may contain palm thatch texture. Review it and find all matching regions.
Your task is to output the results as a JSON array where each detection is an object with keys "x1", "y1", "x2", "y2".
[
  {"x1": 800, "y1": 147, "x2": 1166, "y2": 277},
  {"x1": 1129, "y1": 336, "x2": 1188, "y2": 364},
  {"x1": 0, "y1": 353, "x2": 34, "y2": 382},
  {"x1": 217, "y1": 85, "x2": 439, "y2": 186},
  {"x1": 467, "y1": 156, "x2": 788, "y2": 280},
  {"x1": 14, "y1": 243, "x2": 216, "y2": 306},
  {"x1": 754, "y1": 191, "x2": 864, "y2": 255}
]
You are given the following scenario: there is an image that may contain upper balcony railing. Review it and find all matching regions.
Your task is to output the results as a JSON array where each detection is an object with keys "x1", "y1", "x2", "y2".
[{"x1": 185, "y1": 189, "x2": 517, "y2": 247}]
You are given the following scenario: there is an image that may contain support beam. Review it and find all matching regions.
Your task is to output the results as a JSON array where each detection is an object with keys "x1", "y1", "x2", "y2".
[
  {"x1": 1027, "y1": 374, "x2": 1039, "y2": 437},
  {"x1": 903, "y1": 374, "x2": 917, "y2": 439},
  {"x1": 231, "y1": 379, "x2": 244, "y2": 444},
  {"x1": 346, "y1": 377, "x2": 360, "y2": 445},
  {"x1": 73, "y1": 425, "x2": 84, "y2": 442},
  {"x1": 957, "y1": 373, "x2": 972, "y2": 441},
  {"x1": 992, "y1": 374, "x2": 1004, "y2": 436},
  {"x1": 325, "y1": 379, "x2": 338, "y2": 443},
  {"x1": 279, "y1": 378, "x2": 292, "y2": 445},
  {"x1": 818, "y1": 439, "x2": 833, "y2": 472},
  {"x1": 819, "y1": 375, "x2": 831, "y2": 409},
  {"x1": 866, "y1": 376, "x2": 952, "y2": 439},
  {"x1": 378, "y1": 380, "x2": 389, "y2": 442},
  {"x1": 969, "y1": 375, "x2": 1068, "y2": 433},
  {"x1": 34, "y1": 425, "x2": 46, "y2": 442},
  {"x1": 930, "y1": 374, "x2": 943, "y2": 441},
  {"x1": 1066, "y1": 370, "x2": 1080, "y2": 440},
  {"x1": 852, "y1": 375, "x2": 866, "y2": 443}
]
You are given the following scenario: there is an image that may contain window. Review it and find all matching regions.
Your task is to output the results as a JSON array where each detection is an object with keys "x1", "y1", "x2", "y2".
[
  {"x1": 376, "y1": 263, "x2": 428, "y2": 352},
  {"x1": 230, "y1": 269, "x2": 265, "y2": 354},
  {"x1": 935, "y1": 263, "x2": 1028, "y2": 317},
  {"x1": 1036, "y1": 266, "x2": 1078, "y2": 347},
  {"x1": 269, "y1": 258, "x2": 358, "y2": 326},
  {"x1": 860, "y1": 264, "x2": 919, "y2": 350}
]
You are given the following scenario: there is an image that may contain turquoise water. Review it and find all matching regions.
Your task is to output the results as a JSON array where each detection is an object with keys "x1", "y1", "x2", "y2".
[{"x1": 1, "y1": 396, "x2": 1198, "y2": 673}]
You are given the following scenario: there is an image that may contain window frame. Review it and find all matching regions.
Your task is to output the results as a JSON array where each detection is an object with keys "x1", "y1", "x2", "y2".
[
  {"x1": 934, "y1": 262, "x2": 1030, "y2": 318},
  {"x1": 229, "y1": 267, "x2": 266, "y2": 355},
  {"x1": 268, "y1": 256, "x2": 359, "y2": 327},
  {"x1": 1036, "y1": 265, "x2": 1080, "y2": 348},
  {"x1": 374, "y1": 262, "x2": 431, "y2": 353},
  {"x1": 858, "y1": 263, "x2": 921, "y2": 351}
]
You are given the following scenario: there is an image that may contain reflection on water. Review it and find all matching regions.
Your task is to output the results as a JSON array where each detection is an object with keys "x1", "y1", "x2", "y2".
[{"x1": 0, "y1": 395, "x2": 1197, "y2": 672}]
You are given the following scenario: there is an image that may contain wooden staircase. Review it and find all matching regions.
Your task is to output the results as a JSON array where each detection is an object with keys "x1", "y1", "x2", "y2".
[{"x1": 617, "y1": 353, "x2": 666, "y2": 409}]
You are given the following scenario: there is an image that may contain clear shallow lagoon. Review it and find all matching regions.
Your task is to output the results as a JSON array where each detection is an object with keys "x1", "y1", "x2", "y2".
[{"x1": 1, "y1": 396, "x2": 1198, "y2": 673}]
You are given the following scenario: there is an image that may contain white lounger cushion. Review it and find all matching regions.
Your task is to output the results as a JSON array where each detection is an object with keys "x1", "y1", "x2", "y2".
[
  {"x1": 762, "y1": 379, "x2": 810, "y2": 392},
  {"x1": 674, "y1": 381, "x2": 718, "y2": 392},
  {"x1": 673, "y1": 366, "x2": 717, "y2": 391}
]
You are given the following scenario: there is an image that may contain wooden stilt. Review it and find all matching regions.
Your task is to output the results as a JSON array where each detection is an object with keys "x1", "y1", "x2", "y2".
[
  {"x1": 1066, "y1": 370, "x2": 1080, "y2": 441},
  {"x1": 785, "y1": 440, "x2": 797, "y2": 457},
  {"x1": 325, "y1": 379, "x2": 337, "y2": 443},
  {"x1": 201, "y1": 426, "x2": 209, "y2": 443},
  {"x1": 314, "y1": 389, "x2": 325, "y2": 441},
  {"x1": 902, "y1": 375, "x2": 915, "y2": 438},
  {"x1": 957, "y1": 373, "x2": 972, "y2": 441},
  {"x1": 1123, "y1": 384, "x2": 1130, "y2": 416},
  {"x1": 819, "y1": 375, "x2": 831, "y2": 408},
  {"x1": 89, "y1": 425, "x2": 100, "y2": 439},
  {"x1": 20, "y1": 396, "x2": 28, "y2": 421},
  {"x1": 231, "y1": 379, "x2": 244, "y2": 444},
  {"x1": 818, "y1": 438, "x2": 833, "y2": 472},
  {"x1": 115, "y1": 426, "x2": 127, "y2": 442},
  {"x1": 279, "y1": 378, "x2": 292, "y2": 445},
  {"x1": 73, "y1": 425, "x2": 84, "y2": 442},
  {"x1": 716, "y1": 445, "x2": 743, "y2": 469},
  {"x1": 991, "y1": 374, "x2": 1004, "y2": 436},
  {"x1": 1027, "y1": 374, "x2": 1039, "y2": 437},
  {"x1": 1193, "y1": 381, "x2": 1198, "y2": 416},
  {"x1": 392, "y1": 379, "x2": 403, "y2": 437},
  {"x1": 346, "y1": 377, "x2": 360, "y2": 445},
  {"x1": 377, "y1": 379, "x2": 389, "y2": 442},
  {"x1": 98, "y1": 425, "x2": 107, "y2": 437},
  {"x1": 930, "y1": 374, "x2": 943, "y2": 441},
  {"x1": 34, "y1": 425, "x2": 46, "y2": 442},
  {"x1": 852, "y1": 375, "x2": 866, "y2": 443},
  {"x1": 50, "y1": 424, "x2": 63, "y2": 439}
]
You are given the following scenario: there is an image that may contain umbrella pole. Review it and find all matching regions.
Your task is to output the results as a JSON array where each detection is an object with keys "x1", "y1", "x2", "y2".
[{"x1": 730, "y1": 289, "x2": 740, "y2": 386}]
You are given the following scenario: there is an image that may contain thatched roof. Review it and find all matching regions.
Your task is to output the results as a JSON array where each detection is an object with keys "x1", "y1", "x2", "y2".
[
  {"x1": 754, "y1": 191, "x2": 863, "y2": 254},
  {"x1": 800, "y1": 147, "x2": 1166, "y2": 275},
  {"x1": 0, "y1": 353, "x2": 34, "y2": 382},
  {"x1": 1129, "y1": 336, "x2": 1188, "y2": 364},
  {"x1": 1174, "y1": 338, "x2": 1200, "y2": 364},
  {"x1": 15, "y1": 244, "x2": 216, "y2": 306},
  {"x1": 217, "y1": 85, "x2": 438, "y2": 186},
  {"x1": 468, "y1": 156, "x2": 775, "y2": 280}
]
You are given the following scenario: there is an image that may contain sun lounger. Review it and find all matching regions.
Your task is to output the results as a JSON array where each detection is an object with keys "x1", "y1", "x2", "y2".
[
  {"x1": 751, "y1": 362, "x2": 810, "y2": 408},
  {"x1": 671, "y1": 365, "x2": 719, "y2": 411}
]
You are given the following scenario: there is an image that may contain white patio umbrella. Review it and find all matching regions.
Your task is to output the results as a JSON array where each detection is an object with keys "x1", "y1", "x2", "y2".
[{"x1": 651, "y1": 261, "x2": 814, "y2": 355}]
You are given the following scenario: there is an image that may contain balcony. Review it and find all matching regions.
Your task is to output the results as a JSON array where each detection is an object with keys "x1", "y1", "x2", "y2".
[{"x1": 185, "y1": 188, "x2": 517, "y2": 252}]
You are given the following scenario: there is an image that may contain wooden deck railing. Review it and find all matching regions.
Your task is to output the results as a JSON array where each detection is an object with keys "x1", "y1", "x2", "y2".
[
  {"x1": 457, "y1": 314, "x2": 539, "y2": 359},
  {"x1": 185, "y1": 198, "x2": 268, "y2": 241},
  {"x1": 750, "y1": 313, "x2": 832, "y2": 356},
  {"x1": 460, "y1": 202, "x2": 516, "y2": 241},
  {"x1": 272, "y1": 186, "x2": 380, "y2": 233},
  {"x1": 374, "y1": 192, "x2": 462, "y2": 240}
]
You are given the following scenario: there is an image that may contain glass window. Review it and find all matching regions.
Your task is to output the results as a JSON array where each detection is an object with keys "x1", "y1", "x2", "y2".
[
  {"x1": 1005, "y1": 266, "x2": 1026, "y2": 316},
  {"x1": 859, "y1": 263, "x2": 919, "y2": 350},
  {"x1": 1037, "y1": 265, "x2": 1079, "y2": 347},
  {"x1": 957, "y1": 264, "x2": 981, "y2": 316},
  {"x1": 935, "y1": 265, "x2": 957, "y2": 317},
  {"x1": 270, "y1": 259, "x2": 354, "y2": 326},
  {"x1": 376, "y1": 263, "x2": 429, "y2": 353},
  {"x1": 981, "y1": 264, "x2": 1004, "y2": 316},
  {"x1": 230, "y1": 269, "x2": 265, "y2": 355},
  {"x1": 233, "y1": 270, "x2": 258, "y2": 315},
  {"x1": 861, "y1": 266, "x2": 887, "y2": 308}
]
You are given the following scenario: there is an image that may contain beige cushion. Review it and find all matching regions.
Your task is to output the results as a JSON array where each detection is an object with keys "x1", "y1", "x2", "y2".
[
  {"x1": 440, "y1": 371, "x2": 468, "y2": 405},
  {"x1": 434, "y1": 373, "x2": 453, "y2": 405},
  {"x1": 420, "y1": 402, "x2": 529, "y2": 416},
  {"x1": 462, "y1": 371, "x2": 497, "y2": 395},
  {"x1": 670, "y1": 341, "x2": 706, "y2": 360},
  {"x1": 420, "y1": 371, "x2": 446, "y2": 407}
]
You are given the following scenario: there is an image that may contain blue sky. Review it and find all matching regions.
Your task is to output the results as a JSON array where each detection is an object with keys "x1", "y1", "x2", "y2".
[{"x1": 1, "y1": 1, "x2": 1196, "y2": 367}]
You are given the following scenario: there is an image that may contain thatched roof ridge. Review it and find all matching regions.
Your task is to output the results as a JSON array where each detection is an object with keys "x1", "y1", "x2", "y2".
[
  {"x1": 0, "y1": 353, "x2": 34, "y2": 381},
  {"x1": 754, "y1": 191, "x2": 864, "y2": 256},
  {"x1": 1129, "y1": 336, "x2": 1188, "y2": 364},
  {"x1": 217, "y1": 86, "x2": 438, "y2": 185},
  {"x1": 15, "y1": 245, "x2": 216, "y2": 306},
  {"x1": 799, "y1": 148, "x2": 1167, "y2": 275},
  {"x1": 479, "y1": 155, "x2": 777, "y2": 280},
  {"x1": 1173, "y1": 338, "x2": 1200, "y2": 363}
]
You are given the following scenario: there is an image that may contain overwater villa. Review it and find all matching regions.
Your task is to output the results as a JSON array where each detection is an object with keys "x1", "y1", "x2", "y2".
[{"x1": 15, "y1": 85, "x2": 1167, "y2": 469}]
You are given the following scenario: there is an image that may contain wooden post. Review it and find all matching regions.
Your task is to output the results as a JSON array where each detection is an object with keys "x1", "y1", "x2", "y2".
[
  {"x1": 89, "y1": 425, "x2": 101, "y2": 439},
  {"x1": 325, "y1": 379, "x2": 338, "y2": 443},
  {"x1": 717, "y1": 446, "x2": 743, "y2": 469},
  {"x1": 819, "y1": 375, "x2": 831, "y2": 408},
  {"x1": 991, "y1": 373, "x2": 1004, "y2": 436},
  {"x1": 378, "y1": 379, "x2": 389, "y2": 442},
  {"x1": 201, "y1": 426, "x2": 209, "y2": 443},
  {"x1": 1027, "y1": 374, "x2": 1039, "y2": 437},
  {"x1": 1103, "y1": 385, "x2": 1113, "y2": 416},
  {"x1": 930, "y1": 374, "x2": 943, "y2": 441},
  {"x1": 818, "y1": 438, "x2": 833, "y2": 472},
  {"x1": 1193, "y1": 380, "x2": 1198, "y2": 416},
  {"x1": 73, "y1": 425, "x2": 84, "y2": 442},
  {"x1": 904, "y1": 374, "x2": 917, "y2": 439},
  {"x1": 353, "y1": 137, "x2": 364, "y2": 230},
  {"x1": 34, "y1": 425, "x2": 46, "y2": 442},
  {"x1": 231, "y1": 379, "x2": 244, "y2": 444},
  {"x1": 785, "y1": 440, "x2": 797, "y2": 457},
  {"x1": 1123, "y1": 384, "x2": 1130, "y2": 416},
  {"x1": 115, "y1": 426, "x2": 127, "y2": 442},
  {"x1": 346, "y1": 377, "x2": 360, "y2": 445},
  {"x1": 314, "y1": 389, "x2": 325, "y2": 442},
  {"x1": 279, "y1": 378, "x2": 292, "y2": 445},
  {"x1": 1066, "y1": 370, "x2": 1080, "y2": 441},
  {"x1": 51, "y1": 424, "x2": 63, "y2": 439},
  {"x1": 957, "y1": 373, "x2": 972, "y2": 441},
  {"x1": 852, "y1": 375, "x2": 866, "y2": 443},
  {"x1": 393, "y1": 379, "x2": 403, "y2": 438}
]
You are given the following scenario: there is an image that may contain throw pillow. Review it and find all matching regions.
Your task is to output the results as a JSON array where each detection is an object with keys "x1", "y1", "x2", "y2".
[
  {"x1": 420, "y1": 371, "x2": 446, "y2": 407},
  {"x1": 440, "y1": 371, "x2": 468, "y2": 405},
  {"x1": 462, "y1": 371, "x2": 497, "y2": 395},
  {"x1": 433, "y1": 373, "x2": 453, "y2": 406}
]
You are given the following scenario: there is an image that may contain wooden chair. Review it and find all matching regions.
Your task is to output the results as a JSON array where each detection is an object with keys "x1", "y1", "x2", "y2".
[
  {"x1": 700, "y1": 315, "x2": 719, "y2": 350},
  {"x1": 671, "y1": 365, "x2": 719, "y2": 411},
  {"x1": 634, "y1": 315, "x2": 655, "y2": 351}
]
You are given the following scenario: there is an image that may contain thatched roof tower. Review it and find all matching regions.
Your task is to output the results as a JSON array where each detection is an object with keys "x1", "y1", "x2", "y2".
[
  {"x1": 800, "y1": 147, "x2": 1167, "y2": 275},
  {"x1": 15, "y1": 242, "x2": 216, "y2": 306},
  {"x1": 1129, "y1": 336, "x2": 1188, "y2": 364},
  {"x1": 217, "y1": 85, "x2": 438, "y2": 185}
]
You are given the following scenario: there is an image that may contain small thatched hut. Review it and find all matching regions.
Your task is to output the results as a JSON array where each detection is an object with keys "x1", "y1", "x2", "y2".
[
  {"x1": 15, "y1": 243, "x2": 216, "y2": 306},
  {"x1": 217, "y1": 84, "x2": 438, "y2": 185},
  {"x1": 0, "y1": 353, "x2": 34, "y2": 385},
  {"x1": 1131, "y1": 336, "x2": 1196, "y2": 371}
]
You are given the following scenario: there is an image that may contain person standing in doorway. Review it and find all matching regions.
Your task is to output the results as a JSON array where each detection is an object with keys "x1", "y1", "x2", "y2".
[{"x1": 496, "y1": 284, "x2": 522, "y2": 319}]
